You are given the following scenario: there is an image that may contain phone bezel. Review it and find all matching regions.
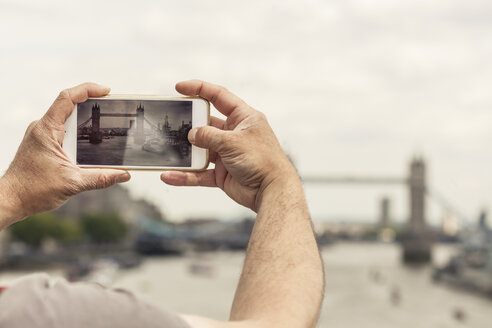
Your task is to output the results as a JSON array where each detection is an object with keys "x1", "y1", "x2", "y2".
[{"x1": 63, "y1": 95, "x2": 210, "y2": 171}]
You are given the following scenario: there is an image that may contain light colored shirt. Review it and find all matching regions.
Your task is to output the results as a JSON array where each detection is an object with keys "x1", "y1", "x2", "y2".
[{"x1": 0, "y1": 273, "x2": 190, "y2": 328}]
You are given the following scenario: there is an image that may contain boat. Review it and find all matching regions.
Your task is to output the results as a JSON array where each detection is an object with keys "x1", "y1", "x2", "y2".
[
  {"x1": 433, "y1": 211, "x2": 492, "y2": 296},
  {"x1": 142, "y1": 137, "x2": 173, "y2": 154}
]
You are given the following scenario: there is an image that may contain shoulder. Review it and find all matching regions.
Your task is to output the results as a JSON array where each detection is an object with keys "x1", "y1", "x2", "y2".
[{"x1": 0, "y1": 273, "x2": 189, "y2": 328}]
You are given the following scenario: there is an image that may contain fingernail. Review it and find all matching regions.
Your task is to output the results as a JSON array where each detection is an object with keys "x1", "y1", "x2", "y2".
[
  {"x1": 116, "y1": 172, "x2": 130, "y2": 183},
  {"x1": 101, "y1": 85, "x2": 111, "y2": 92},
  {"x1": 188, "y1": 128, "x2": 197, "y2": 144}
]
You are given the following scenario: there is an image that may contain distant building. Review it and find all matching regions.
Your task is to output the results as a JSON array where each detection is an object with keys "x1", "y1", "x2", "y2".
[{"x1": 465, "y1": 210, "x2": 492, "y2": 252}]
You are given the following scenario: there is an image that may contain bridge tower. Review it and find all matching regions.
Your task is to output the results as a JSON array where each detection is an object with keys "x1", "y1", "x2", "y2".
[
  {"x1": 379, "y1": 197, "x2": 391, "y2": 230},
  {"x1": 163, "y1": 112, "x2": 171, "y2": 135},
  {"x1": 135, "y1": 103, "x2": 145, "y2": 145},
  {"x1": 89, "y1": 103, "x2": 102, "y2": 144},
  {"x1": 402, "y1": 157, "x2": 432, "y2": 263}
]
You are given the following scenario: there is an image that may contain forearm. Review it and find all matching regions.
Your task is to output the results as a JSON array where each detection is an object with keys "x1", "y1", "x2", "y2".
[{"x1": 230, "y1": 174, "x2": 324, "y2": 328}]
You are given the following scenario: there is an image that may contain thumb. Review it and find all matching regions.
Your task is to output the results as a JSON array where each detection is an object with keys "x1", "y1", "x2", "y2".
[
  {"x1": 188, "y1": 126, "x2": 227, "y2": 151},
  {"x1": 78, "y1": 169, "x2": 131, "y2": 191}
]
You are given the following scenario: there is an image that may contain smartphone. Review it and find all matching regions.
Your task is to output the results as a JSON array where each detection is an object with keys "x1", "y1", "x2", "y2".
[{"x1": 63, "y1": 95, "x2": 210, "y2": 170}]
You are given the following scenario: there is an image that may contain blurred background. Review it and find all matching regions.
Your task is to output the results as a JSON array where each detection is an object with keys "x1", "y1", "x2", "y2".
[{"x1": 0, "y1": 0, "x2": 491, "y2": 327}]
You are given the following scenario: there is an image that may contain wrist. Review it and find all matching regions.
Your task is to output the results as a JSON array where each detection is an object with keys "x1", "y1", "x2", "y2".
[
  {"x1": 0, "y1": 175, "x2": 24, "y2": 229},
  {"x1": 254, "y1": 165, "x2": 304, "y2": 212}
]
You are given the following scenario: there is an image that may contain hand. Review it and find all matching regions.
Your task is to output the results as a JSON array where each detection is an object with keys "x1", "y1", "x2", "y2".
[
  {"x1": 161, "y1": 80, "x2": 297, "y2": 212},
  {"x1": 0, "y1": 83, "x2": 131, "y2": 228}
]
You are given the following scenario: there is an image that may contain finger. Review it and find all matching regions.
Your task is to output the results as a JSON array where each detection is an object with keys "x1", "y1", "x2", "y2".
[
  {"x1": 161, "y1": 170, "x2": 217, "y2": 187},
  {"x1": 78, "y1": 169, "x2": 131, "y2": 191},
  {"x1": 44, "y1": 82, "x2": 111, "y2": 125},
  {"x1": 188, "y1": 126, "x2": 228, "y2": 151},
  {"x1": 214, "y1": 158, "x2": 228, "y2": 190},
  {"x1": 209, "y1": 150, "x2": 218, "y2": 163},
  {"x1": 203, "y1": 116, "x2": 223, "y2": 162},
  {"x1": 210, "y1": 116, "x2": 226, "y2": 129},
  {"x1": 176, "y1": 80, "x2": 247, "y2": 117}
]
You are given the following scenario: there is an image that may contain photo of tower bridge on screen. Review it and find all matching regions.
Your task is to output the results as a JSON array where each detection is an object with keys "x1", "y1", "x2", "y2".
[{"x1": 77, "y1": 99, "x2": 193, "y2": 167}]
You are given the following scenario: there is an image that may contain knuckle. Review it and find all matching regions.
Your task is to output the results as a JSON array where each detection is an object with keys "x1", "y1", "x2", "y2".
[
  {"x1": 29, "y1": 121, "x2": 45, "y2": 140},
  {"x1": 196, "y1": 127, "x2": 211, "y2": 144},
  {"x1": 95, "y1": 174, "x2": 113, "y2": 189},
  {"x1": 255, "y1": 110, "x2": 267, "y2": 122},
  {"x1": 58, "y1": 89, "x2": 71, "y2": 100},
  {"x1": 80, "y1": 82, "x2": 94, "y2": 92},
  {"x1": 27, "y1": 120, "x2": 38, "y2": 131},
  {"x1": 197, "y1": 126, "x2": 209, "y2": 139},
  {"x1": 211, "y1": 86, "x2": 226, "y2": 103}
]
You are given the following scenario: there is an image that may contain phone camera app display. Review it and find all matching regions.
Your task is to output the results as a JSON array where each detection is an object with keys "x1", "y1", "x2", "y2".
[{"x1": 77, "y1": 99, "x2": 192, "y2": 167}]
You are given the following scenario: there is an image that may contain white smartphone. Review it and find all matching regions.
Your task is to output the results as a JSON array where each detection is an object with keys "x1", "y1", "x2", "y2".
[{"x1": 63, "y1": 95, "x2": 210, "y2": 171}]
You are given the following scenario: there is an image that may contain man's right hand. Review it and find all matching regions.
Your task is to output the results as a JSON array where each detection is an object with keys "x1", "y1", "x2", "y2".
[
  {"x1": 163, "y1": 81, "x2": 324, "y2": 328},
  {"x1": 160, "y1": 80, "x2": 297, "y2": 212},
  {"x1": 0, "y1": 83, "x2": 131, "y2": 230}
]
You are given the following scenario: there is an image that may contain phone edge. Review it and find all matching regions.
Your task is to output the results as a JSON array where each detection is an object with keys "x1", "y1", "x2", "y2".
[{"x1": 63, "y1": 95, "x2": 210, "y2": 172}]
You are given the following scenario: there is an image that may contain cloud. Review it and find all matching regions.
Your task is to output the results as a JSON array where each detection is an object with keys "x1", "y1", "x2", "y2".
[{"x1": 1, "y1": 0, "x2": 491, "y2": 224}]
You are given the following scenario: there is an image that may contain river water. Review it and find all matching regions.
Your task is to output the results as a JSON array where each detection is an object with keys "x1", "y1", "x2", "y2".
[
  {"x1": 1, "y1": 243, "x2": 490, "y2": 327},
  {"x1": 111, "y1": 243, "x2": 491, "y2": 328},
  {"x1": 77, "y1": 135, "x2": 190, "y2": 167}
]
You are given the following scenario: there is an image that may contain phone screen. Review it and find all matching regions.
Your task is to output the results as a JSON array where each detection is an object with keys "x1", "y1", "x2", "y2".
[{"x1": 77, "y1": 99, "x2": 193, "y2": 167}]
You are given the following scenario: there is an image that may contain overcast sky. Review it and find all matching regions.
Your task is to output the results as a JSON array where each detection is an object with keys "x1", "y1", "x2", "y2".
[{"x1": 1, "y1": 0, "x2": 491, "y2": 226}]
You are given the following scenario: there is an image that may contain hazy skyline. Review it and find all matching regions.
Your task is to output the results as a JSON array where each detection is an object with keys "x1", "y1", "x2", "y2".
[{"x1": 1, "y1": 0, "x2": 491, "y2": 225}]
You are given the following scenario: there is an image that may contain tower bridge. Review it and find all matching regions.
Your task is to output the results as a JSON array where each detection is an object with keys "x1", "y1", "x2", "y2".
[
  {"x1": 302, "y1": 158, "x2": 440, "y2": 263},
  {"x1": 79, "y1": 103, "x2": 185, "y2": 145},
  {"x1": 82, "y1": 103, "x2": 146, "y2": 145},
  {"x1": 78, "y1": 103, "x2": 193, "y2": 155}
]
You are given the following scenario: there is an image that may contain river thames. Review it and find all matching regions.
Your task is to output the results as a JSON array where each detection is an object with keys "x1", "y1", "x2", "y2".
[
  {"x1": 113, "y1": 243, "x2": 491, "y2": 328},
  {"x1": 1, "y1": 243, "x2": 490, "y2": 327},
  {"x1": 77, "y1": 136, "x2": 191, "y2": 167}
]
